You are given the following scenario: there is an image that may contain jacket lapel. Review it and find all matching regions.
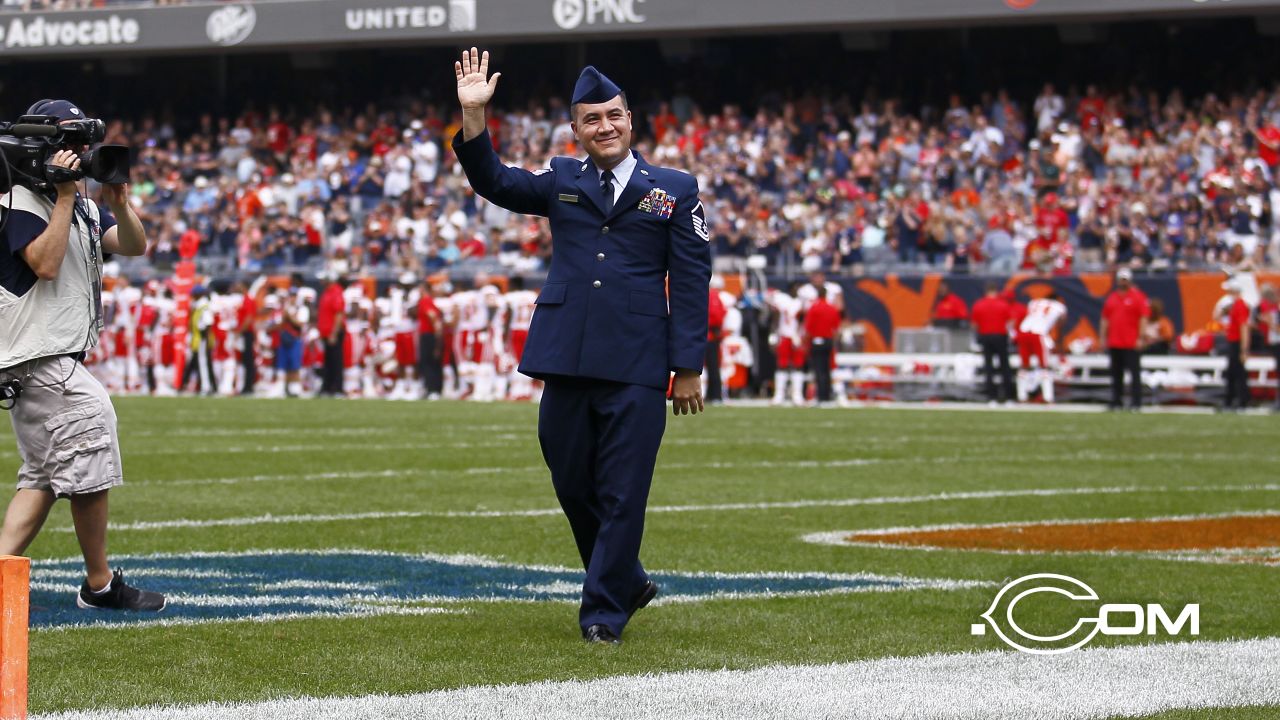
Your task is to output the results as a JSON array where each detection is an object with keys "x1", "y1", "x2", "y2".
[
  {"x1": 607, "y1": 152, "x2": 657, "y2": 223},
  {"x1": 574, "y1": 158, "x2": 608, "y2": 216}
]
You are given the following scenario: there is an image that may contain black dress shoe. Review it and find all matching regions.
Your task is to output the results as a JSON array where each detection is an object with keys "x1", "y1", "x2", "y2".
[
  {"x1": 629, "y1": 580, "x2": 658, "y2": 618},
  {"x1": 583, "y1": 624, "x2": 621, "y2": 645}
]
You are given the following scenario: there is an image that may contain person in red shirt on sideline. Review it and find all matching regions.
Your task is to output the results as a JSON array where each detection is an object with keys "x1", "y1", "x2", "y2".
[
  {"x1": 1100, "y1": 268, "x2": 1151, "y2": 410},
  {"x1": 931, "y1": 282, "x2": 969, "y2": 329},
  {"x1": 971, "y1": 283, "x2": 1014, "y2": 403},
  {"x1": 803, "y1": 286, "x2": 841, "y2": 404},
  {"x1": 317, "y1": 274, "x2": 347, "y2": 397},
  {"x1": 417, "y1": 278, "x2": 444, "y2": 400},
  {"x1": 1220, "y1": 279, "x2": 1252, "y2": 411},
  {"x1": 1257, "y1": 284, "x2": 1280, "y2": 411},
  {"x1": 705, "y1": 280, "x2": 728, "y2": 404},
  {"x1": 232, "y1": 280, "x2": 258, "y2": 396}
]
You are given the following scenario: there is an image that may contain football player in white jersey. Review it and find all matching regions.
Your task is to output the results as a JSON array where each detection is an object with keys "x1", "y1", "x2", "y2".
[
  {"x1": 769, "y1": 286, "x2": 806, "y2": 405},
  {"x1": 388, "y1": 274, "x2": 422, "y2": 400},
  {"x1": 718, "y1": 301, "x2": 753, "y2": 399},
  {"x1": 150, "y1": 284, "x2": 178, "y2": 396},
  {"x1": 213, "y1": 290, "x2": 241, "y2": 397},
  {"x1": 1016, "y1": 291, "x2": 1068, "y2": 403},
  {"x1": 470, "y1": 284, "x2": 503, "y2": 401},
  {"x1": 432, "y1": 283, "x2": 459, "y2": 399},
  {"x1": 503, "y1": 277, "x2": 538, "y2": 401},
  {"x1": 488, "y1": 287, "x2": 513, "y2": 401},
  {"x1": 450, "y1": 287, "x2": 479, "y2": 399},
  {"x1": 344, "y1": 285, "x2": 372, "y2": 397},
  {"x1": 111, "y1": 278, "x2": 143, "y2": 393}
]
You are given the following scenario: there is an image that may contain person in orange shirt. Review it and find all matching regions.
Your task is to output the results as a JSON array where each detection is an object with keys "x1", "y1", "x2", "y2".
[
  {"x1": 1220, "y1": 279, "x2": 1252, "y2": 411},
  {"x1": 1141, "y1": 299, "x2": 1175, "y2": 356}
]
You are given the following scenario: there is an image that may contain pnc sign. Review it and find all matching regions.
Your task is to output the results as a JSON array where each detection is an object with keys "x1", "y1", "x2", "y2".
[{"x1": 553, "y1": 0, "x2": 646, "y2": 30}]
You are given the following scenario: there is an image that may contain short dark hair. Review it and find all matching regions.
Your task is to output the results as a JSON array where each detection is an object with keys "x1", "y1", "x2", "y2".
[{"x1": 571, "y1": 92, "x2": 629, "y2": 124}]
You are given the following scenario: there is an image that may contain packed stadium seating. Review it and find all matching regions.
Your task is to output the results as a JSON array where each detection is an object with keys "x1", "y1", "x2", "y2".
[{"x1": 90, "y1": 80, "x2": 1280, "y2": 282}]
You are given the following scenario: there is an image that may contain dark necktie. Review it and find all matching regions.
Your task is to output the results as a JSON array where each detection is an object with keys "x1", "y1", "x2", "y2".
[{"x1": 600, "y1": 170, "x2": 615, "y2": 215}]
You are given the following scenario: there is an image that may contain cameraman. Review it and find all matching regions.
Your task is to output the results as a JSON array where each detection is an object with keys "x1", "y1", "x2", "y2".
[{"x1": 0, "y1": 99, "x2": 164, "y2": 612}]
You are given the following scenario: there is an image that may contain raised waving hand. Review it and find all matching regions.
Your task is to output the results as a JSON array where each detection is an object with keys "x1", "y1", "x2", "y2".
[{"x1": 456, "y1": 47, "x2": 501, "y2": 110}]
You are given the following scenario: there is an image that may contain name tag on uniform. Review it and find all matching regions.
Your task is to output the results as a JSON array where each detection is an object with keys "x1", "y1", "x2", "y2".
[
  {"x1": 638, "y1": 188, "x2": 677, "y2": 219},
  {"x1": 558, "y1": 193, "x2": 579, "y2": 203}
]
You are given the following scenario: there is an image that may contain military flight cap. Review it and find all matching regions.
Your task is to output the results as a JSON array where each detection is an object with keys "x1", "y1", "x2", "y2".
[{"x1": 571, "y1": 66, "x2": 622, "y2": 105}]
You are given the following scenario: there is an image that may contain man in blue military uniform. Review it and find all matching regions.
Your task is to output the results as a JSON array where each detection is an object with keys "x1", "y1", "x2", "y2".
[{"x1": 453, "y1": 48, "x2": 710, "y2": 644}]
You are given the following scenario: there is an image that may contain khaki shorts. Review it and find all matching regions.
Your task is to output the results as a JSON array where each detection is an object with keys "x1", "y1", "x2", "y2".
[{"x1": 2, "y1": 355, "x2": 123, "y2": 497}]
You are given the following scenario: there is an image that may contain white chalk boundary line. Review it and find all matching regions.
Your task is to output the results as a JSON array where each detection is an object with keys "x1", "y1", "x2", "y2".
[
  {"x1": 48, "y1": 483, "x2": 1280, "y2": 533},
  {"x1": 802, "y1": 510, "x2": 1280, "y2": 565},
  {"x1": 31, "y1": 638, "x2": 1280, "y2": 720},
  {"x1": 117, "y1": 450, "x2": 1278, "y2": 488}
]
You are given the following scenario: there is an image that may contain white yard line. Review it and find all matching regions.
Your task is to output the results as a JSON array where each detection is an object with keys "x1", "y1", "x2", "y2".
[
  {"x1": 47, "y1": 483, "x2": 1280, "y2": 533},
  {"x1": 129, "y1": 452, "x2": 1275, "y2": 488},
  {"x1": 31, "y1": 637, "x2": 1280, "y2": 720}
]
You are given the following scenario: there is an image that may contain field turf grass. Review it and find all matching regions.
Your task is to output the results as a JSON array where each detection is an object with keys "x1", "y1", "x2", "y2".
[{"x1": 1, "y1": 398, "x2": 1276, "y2": 717}]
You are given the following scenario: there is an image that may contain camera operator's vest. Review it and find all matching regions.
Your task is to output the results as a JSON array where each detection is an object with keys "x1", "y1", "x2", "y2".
[{"x1": 0, "y1": 185, "x2": 105, "y2": 369}]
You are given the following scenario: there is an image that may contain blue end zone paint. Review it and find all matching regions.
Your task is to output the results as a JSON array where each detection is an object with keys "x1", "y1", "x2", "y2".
[{"x1": 29, "y1": 551, "x2": 941, "y2": 629}]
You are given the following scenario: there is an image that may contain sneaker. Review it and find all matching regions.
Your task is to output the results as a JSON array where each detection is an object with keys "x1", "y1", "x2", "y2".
[{"x1": 76, "y1": 569, "x2": 166, "y2": 612}]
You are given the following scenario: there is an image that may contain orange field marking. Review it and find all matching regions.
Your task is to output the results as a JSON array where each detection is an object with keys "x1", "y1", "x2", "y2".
[{"x1": 847, "y1": 515, "x2": 1280, "y2": 558}]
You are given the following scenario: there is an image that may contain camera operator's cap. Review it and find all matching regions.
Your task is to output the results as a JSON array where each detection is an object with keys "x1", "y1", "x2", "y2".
[
  {"x1": 27, "y1": 98, "x2": 84, "y2": 122},
  {"x1": 571, "y1": 66, "x2": 622, "y2": 105},
  {"x1": 1116, "y1": 268, "x2": 1133, "y2": 282}
]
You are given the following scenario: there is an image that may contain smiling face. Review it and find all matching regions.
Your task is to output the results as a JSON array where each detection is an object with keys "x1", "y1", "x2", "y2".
[{"x1": 571, "y1": 94, "x2": 632, "y2": 169}]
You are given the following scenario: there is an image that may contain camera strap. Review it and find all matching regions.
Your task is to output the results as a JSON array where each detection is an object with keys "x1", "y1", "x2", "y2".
[{"x1": 71, "y1": 194, "x2": 104, "y2": 334}]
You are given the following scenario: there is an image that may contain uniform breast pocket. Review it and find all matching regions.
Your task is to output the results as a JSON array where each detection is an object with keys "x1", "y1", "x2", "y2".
[
  {"x1": 629, "y1": 291, "x2": 668, "y2": 318},
  {"x1": 630, "y1": 211, "x2": 669, "y2": 228}
]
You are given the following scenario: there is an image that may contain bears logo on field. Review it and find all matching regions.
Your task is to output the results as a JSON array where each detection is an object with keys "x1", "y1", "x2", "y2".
[{"x1": 30, "y1": 550, "x2": 980, "y2": 629}]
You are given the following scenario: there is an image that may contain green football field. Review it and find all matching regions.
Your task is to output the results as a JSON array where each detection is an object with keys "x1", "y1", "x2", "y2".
[{"x1": 1, "y1": 398, "x2": 1277, "y2": 719}]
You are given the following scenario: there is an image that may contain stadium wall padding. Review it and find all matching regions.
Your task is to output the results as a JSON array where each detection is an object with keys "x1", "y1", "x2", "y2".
[{"x1": 832, "y1": 273, "x2": 1280, "y2": 352}]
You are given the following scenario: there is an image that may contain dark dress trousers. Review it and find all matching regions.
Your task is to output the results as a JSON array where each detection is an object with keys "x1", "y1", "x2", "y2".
[{"x1": 453, "y1": 129, "x2": 711, "y2": 635}]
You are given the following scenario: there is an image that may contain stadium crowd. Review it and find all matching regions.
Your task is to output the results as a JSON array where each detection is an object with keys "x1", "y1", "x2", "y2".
[{"x1": 89, "y1": 80, "x2": 1280, "y2": 280}]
